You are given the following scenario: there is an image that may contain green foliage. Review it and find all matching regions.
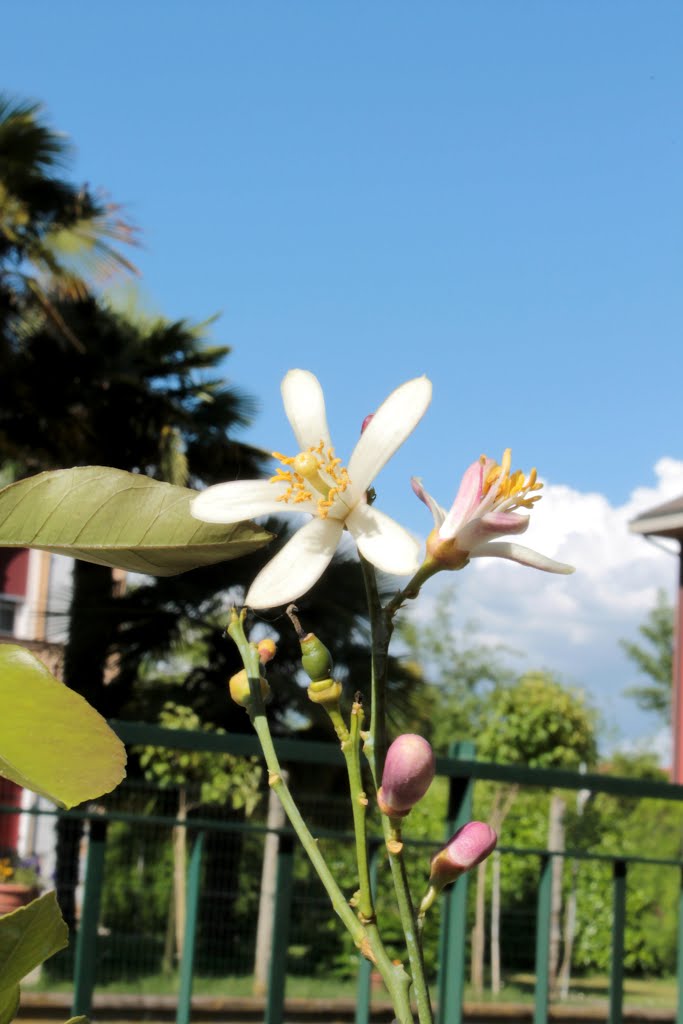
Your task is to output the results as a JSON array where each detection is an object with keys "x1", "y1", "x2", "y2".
[
  {"x1": 0, "y1": 639, "x2": 127, "y2": 1012},
  {"x1": 0, "y1": 985, "x2": 19, "y2": 1024},
  {"x1": 622, "y1": 589, "x2": 674, "y2": 719},
  {"x1": 137, "y1": 703, "x2": 262, "y2": 814},
  {"x1": 100, "y1": 821, "x2": 173, "y2": 937},
  {"x1": 0, "y1": 644, "x2": 126, "y2": 807},
  {"x1": 0, "y1": 893, "x2": 68, "y2": 1021},
  {"x1": 0, "y1": 467, "x2": 271, "y2": 576},
  {"x1": 477, "y1": 671, "x2": 598, "y2": 769},
  {"x1": 571, "y1": 755, "x2": 683, "y2": 975}
]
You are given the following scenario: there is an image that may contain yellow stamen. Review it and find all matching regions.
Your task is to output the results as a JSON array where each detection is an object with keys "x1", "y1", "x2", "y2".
[
  {"x1": 480, "y1": 449, "x2": 545, "y2": 510},
  {"x1": 269, "y1": 468, "x2": 292, "y2": 484},
  {"x1": 272, "y1": 451, "x2": 295, "y2": 465},
  {"x1": 484, "y1": 465, "x2": 501, "y2": 492},
  {"x1": 271, "y1": 441, "x2": 352, "y2": 518}
]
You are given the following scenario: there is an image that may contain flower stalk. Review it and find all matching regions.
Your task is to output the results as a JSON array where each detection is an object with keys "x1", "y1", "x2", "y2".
[
  {"x1": 382, "y1": 815, "x2": 433, "y2": 1024},
  {"x1": 216, "y1": 370, "x2": 576, "y2": 1024},
  {"x1": 227, "y1": 608, "x2": 414, "y2": 1024},
  {"x1": 360, "y1": 558, "x2": 435, "y2": 1024}
]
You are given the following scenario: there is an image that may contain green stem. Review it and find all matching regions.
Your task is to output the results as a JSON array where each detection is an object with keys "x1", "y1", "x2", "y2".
[
  {"x1": 344, "y1": 699, "x2": 374, "y2": 924},
  {"x1": 358, "y1": 560, "x2": 435, "y2": 1024},
  {"x1": 384, "y1": 561, "x2": 439, "y2": 618},
  {"x1": 359, "y1": 555, "x2": 393, "y2": 787},
  {"x1": 228, "y1": 611, "x2": 414, "y2": 1024},
  {"x1": 228, "y1": 612, "x2": 365, "y2": 946},
  {"x1": 383, "y1": 817, "x2": 433, "y2": 1024},
  {"x1": 360, "y1": 557, "x2": 438, "y2": 784},
  {"x1": 326, "y1": 697, "x2": 415, "y2": 1019},
  {"x1": 327, "y1": 698, "x2": 415, "y2": 1018}
]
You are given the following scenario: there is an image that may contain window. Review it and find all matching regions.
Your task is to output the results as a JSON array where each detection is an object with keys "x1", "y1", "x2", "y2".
[{"x1": 0, "y1": 598, "x2": 17, "y2": 636}]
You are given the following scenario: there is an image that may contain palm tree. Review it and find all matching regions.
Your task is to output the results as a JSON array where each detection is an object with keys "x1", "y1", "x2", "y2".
[
  {"x1": 0, "y1": 93, "x2": 137, "y2": 349},
  {"x1": 0, "y1": 295, "x2": 268, "y2": 928},
  {"x1": 0, "y1": 295, "x2": 264, "y2": 481}
]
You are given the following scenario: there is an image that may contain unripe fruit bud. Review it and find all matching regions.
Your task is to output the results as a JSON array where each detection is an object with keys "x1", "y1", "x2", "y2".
[
  {"x1": 229, "y1": 668, "x2": 271, "y2": 708},
  {"x1": 300, "y1": 633, "x2": 333, "y2": 682},
  {"x1": 429, "y1": 821, "x2": 497, "y2": 890},
  {"x1": 377, "y1": 734, "x2": 435, "y2": 817},
  {"x1": 257, "y1": 638, "x2": 277, "y2": 664}
]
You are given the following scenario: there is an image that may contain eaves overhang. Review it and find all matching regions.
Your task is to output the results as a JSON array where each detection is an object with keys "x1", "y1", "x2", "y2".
[{"x1": 629, "y1": 495, "x2": 683, "y2": 540}]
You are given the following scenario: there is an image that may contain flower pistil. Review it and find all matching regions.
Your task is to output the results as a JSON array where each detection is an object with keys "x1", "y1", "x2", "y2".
[{"x1": 270, "y1": 441, "x2": 351, "y2": 519}]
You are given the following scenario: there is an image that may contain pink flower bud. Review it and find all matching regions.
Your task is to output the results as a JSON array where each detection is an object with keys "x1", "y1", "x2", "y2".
[
  {"x1": 378, "y1": 734, "x2": 435, "y2": 817},
  {"x1": 360, "y1": 413, "x2": 374, "y2": 434},
  {"x1": 429, "y1": 821, "x2": 497, "y2": 890}
]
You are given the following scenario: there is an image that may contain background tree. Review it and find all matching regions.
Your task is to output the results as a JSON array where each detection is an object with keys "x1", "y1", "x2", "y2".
[
  {"x1": 569, "y1": 751, "x2": 683, "y2": 977},
  {"x1": 0, "y1": 93, "x2": 137, "y2": 350},
  {"x1": 136, "y1": 702, "x2": 261, "y2": 968},
  {"x1": 621, "y1": 589, "x2": 674, "y2": 720},
  {"x1": 0, "y1": 293, "x2": 269, "y2": 928},
  {"x1": 472, "y1": 672, "x2": 597, "y2": 994}
]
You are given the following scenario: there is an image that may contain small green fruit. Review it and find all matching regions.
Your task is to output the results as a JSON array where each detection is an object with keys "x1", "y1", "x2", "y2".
[{"x1": 301, "y1": 633, "x2": 333, "y2": 682}]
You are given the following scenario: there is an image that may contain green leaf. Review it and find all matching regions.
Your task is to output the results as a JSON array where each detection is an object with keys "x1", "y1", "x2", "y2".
[
  {"x1": 0, "y1": 984, "x2": 19, "y2": 1024},
  {"x1": 0, "y1": 892, "x2": 68, "y2": 992},
  {"x1": 64, "y1": 1018, "x2": 88, "y2": 1024},
  {"x1": 0, "y1": 467, "x2": 272, "y2": 576},
  {"x1": 0, "y1": 645, "x2": 126, "y2": 808}
]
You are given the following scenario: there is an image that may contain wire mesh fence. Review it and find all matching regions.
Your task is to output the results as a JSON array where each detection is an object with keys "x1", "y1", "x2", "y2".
[{"x1": 3, "y1": 727, "x2": 683, "y2": 1024}]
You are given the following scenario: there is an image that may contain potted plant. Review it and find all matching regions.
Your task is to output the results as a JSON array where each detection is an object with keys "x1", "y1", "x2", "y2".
[{"x1": 0, "y1": 854, "x2": 42, "y2": 914}]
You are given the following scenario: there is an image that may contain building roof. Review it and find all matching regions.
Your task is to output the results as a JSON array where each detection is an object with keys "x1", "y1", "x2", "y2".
[{"x1": 630, "y1": 494, "x2": 683, "y2": 539}]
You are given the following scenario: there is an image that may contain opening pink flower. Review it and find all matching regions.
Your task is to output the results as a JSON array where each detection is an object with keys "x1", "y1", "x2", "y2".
[
  {"x1": 412, "y1": 448, "x2": 574, "y2": 575},
  {"x1": 429, "y1": 821, "x2": 498, "y2": 889},
  {"x1": 419, "y1": 821, "x2": 498, "y2": 919}
]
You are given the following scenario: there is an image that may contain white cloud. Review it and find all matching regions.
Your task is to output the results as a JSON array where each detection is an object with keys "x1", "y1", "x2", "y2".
[{"x1": 411, "y1": 458, "x2": 683, "y2": 755}]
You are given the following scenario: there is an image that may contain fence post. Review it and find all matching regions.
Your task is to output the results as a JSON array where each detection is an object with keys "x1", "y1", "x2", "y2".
[
  {"x1": 608, "y1": 860, "x2": 626, "y2": 1024},
  {"x1": 533, "y1": 853, "x2": 552, "y2": 1024},
  {"x1": 71, "y1": 817, "x2": 107, "y2": 1019},
  {"x1": 355, "y1": 840, "x2": 380, "y2": 1024},
  {"x1": 677, "y1": 867, "x2": 683, "y2": 1024},
  {"x1": 437, "y1": 740, "x2": 475, "y2": 1024},
  {"x1": 264, "y1": 831, "x2": 295, "y2": 1024},
  {"x1": 254, "y1": 778, "x2": 287, "y2": 996},
  {"x1": 176, "y1": 830, "x2": 205, "y2": 1024}
]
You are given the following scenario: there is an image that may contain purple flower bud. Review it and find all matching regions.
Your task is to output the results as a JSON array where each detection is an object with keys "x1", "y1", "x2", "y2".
[
  {"x1": 378, "y1": 734, "x2": 435, "y2": 817},
  {"x1": 429, "y1": 821, "x2": 497, "y2": 889},
  {"x1": 360, "y1": 413, "x2": 374, "y2": 434}
]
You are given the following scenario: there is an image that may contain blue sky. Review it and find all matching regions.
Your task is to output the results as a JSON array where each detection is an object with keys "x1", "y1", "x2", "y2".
[{"x1": 5, "y1": 2, "x2": 683, "y2": 747}]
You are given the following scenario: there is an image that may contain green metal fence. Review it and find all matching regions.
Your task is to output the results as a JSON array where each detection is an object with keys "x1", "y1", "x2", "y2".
[{"x1": 5, "y1": 721, "x2": 683, "y2": 1024}]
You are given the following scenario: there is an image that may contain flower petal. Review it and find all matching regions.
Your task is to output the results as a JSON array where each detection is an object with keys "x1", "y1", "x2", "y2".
[
  {"x1": 281, "y1": 369, "x2": 332, "y2": 451},
  {"x1": 439, "y1": 459, "x2": 485, "y2": 540},
  {"x1": 411, "y1": 477, "x2": 447, "y2": 529},
  {"x1": 347, "y1": 376, "x2": 432, "y2": 497},
  {"x1": 469, "y1": 541, "x2": 575, "y2": 575},
  {"x1": 246, "y1": 517, "x2": 344, "y2": 608},
  {"x1": 191, "y1": 479, "x2": 316, "y2": 523},
  {"x1": 457, "y1": 510, "x2": 529, "y2": 550},
  {"x1": 347, "y1": 503, "x2": 421, "y2": 575}
]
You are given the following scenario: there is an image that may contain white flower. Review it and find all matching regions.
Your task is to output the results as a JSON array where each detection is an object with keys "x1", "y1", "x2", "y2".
[
  {"x1": 412, "y1": 448, "x2": 574, "y2": 575},
  {"x1": 191, "y1": 369, "x2": 432, "y2": 608}
]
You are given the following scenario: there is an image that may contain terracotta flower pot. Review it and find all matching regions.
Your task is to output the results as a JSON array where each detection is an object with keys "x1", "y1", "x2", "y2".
[{"x1": 0, "y1": 883, "x2": 38, "y2": 915}]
